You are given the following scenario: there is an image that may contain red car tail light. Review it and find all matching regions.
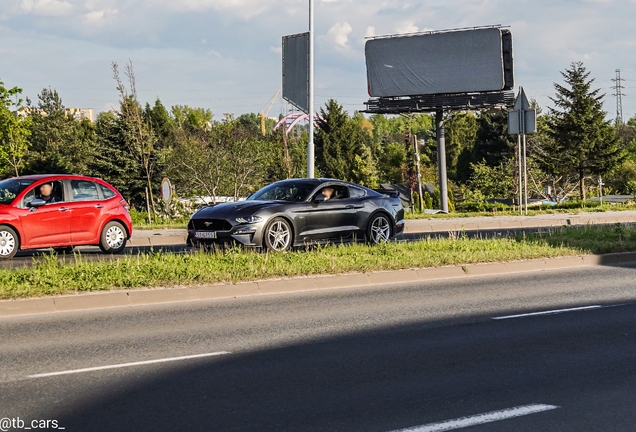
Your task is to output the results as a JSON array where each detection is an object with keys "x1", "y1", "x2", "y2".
[{"x1": 120, "y1": 199, "x2": 129, "y2": 211}]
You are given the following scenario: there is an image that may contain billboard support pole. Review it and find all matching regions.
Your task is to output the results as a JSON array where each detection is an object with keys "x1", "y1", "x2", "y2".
[
  {"x1": 307, "y1": 0, "x2": 315, "y2": 178},
  {"x1": 517, "y1": 134, "x2": 522, "y2": 215},
  {"x1": 414, "y1": 134, "x2": 424, "y2": 212},
  {"x1": 523, "y1": 133, "x2": 528, "y2": 215},
  {"x1": 436, "y1": 110, "x2": 449, "y2": 213}
]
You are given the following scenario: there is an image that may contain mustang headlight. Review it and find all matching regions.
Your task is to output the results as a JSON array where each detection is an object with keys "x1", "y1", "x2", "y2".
[{"x1": 235, "y1": 215, "x2": 263, "y2": 224}]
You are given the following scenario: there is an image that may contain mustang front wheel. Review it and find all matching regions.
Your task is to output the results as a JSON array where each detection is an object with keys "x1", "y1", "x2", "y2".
[
  {"x1": 264, "y1": 218, "x2": 292, "y2": 252},
  {"x1": 367, "y1": 214, "x2": 391, "y2": 244}
]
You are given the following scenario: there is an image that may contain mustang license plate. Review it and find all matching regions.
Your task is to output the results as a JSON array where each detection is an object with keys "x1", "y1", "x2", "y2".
[{"x1": 194, "y1": 231, "x2": 217, "y2": 239}]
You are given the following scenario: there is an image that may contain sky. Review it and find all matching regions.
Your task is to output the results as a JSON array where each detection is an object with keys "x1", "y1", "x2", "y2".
[{"x1": 1, "y1": 0, "x2": 635, "y2": 121}]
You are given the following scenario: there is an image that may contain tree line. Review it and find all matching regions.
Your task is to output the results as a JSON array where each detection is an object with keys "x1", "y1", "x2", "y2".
[{"x1": 0, "y1": 61, "x2": 634, "y2": 214}]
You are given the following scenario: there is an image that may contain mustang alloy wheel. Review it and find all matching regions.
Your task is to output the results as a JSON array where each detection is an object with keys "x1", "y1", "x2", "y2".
[
  {"x1": 99, "y1": 221, "x2": 127, "y2": 254},
  {"x1": 368, "y1": 214, "x2": 391, "y2": 244},
  {"x1": 264, "y1": 218, "x2": 292, "y2": 252},
  {"x1": 0, "y1": 226, "x2": 19, "y2": 259}
]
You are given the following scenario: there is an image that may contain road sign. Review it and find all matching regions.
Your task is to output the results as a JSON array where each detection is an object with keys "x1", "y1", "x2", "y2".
[
  {"x1": 508, "y1": 87, "x2": 536, "y2": 134},
  {"x1": 161, "y1": 178, "x2": 173, "y2": 203}
]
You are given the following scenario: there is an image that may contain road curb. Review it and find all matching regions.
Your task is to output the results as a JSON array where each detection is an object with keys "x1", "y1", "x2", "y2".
[{"x1": 2, "y1": 251, "x2": 636, "y2": 318}]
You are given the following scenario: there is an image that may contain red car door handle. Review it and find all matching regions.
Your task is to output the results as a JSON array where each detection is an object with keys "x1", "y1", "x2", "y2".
[
  {"x1": 58, "y1": 207, "x2": 69, "y2": 212},
  {"x1": 95, "y1": 204, "x2": 104, "y2": 209}
]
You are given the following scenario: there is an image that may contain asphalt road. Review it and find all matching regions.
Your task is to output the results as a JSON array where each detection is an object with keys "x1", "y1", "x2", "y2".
[
  {"x1": 0, "y1": 225, "x2": 597, "y2": 269},
  {"x1": 1, "y1": 264, "x2": 636, "y2": 431}
]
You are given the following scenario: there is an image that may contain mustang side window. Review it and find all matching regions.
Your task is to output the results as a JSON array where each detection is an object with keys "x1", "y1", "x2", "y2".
[{"x1": 349, "y1": 187, "x2": 366, "y2": 199}]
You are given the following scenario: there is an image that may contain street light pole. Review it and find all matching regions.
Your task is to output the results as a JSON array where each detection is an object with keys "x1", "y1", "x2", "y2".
[{"x1": 307, "y1": 0, "x2": 315, "y2": 178}]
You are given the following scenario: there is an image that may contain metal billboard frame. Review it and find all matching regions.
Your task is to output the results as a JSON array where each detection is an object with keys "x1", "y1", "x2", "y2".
[{"x1": 362, "y1": 25, "x2": 516, "y2": 215}]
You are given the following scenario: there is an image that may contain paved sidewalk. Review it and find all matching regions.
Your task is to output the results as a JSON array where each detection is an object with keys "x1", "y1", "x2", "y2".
[
  {"x1": 128, "y1": 210, "x2": 636, "y2": 247},
  {"x1": 404, "y1": 210, "x2": 636, "y2": 233}
]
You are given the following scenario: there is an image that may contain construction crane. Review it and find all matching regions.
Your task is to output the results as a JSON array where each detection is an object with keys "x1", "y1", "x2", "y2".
[{"x1": 259, "y1": 90, "x2": 280, "y2": 136}]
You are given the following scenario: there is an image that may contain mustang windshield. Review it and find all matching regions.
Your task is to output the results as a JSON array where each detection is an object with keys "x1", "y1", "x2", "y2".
[
  {"x1": 248, "y1": 182, "x2": 316, "y2": 202},
  {"x1": 0, "y1": 179, "x2": 34, "y2": 205}
]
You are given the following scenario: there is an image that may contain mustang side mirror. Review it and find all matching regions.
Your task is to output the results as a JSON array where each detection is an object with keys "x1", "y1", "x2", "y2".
[
  {"x1": 27, "y1": 198, "x2": 47, "y2": 209},
  {"x1": 314, "y1": 194, "x2": 328, "y2": 203}
]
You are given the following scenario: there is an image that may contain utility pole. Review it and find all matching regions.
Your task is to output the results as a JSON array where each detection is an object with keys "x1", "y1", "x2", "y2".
[
  {"x1": 436, "y1": 111, "x2": 449, "y2": 213},
  {"x1": 414, "y1": 134, "x2": 424, "y2": 212},
  {"x1": 612, "y1": 69, "x2": 625, "y2": 126},
  {"x1": 307, "y1": 0, "x2": 315, "y2": 178}
]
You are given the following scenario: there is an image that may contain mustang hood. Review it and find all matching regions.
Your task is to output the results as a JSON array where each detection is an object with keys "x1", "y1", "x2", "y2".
[{"x1": 192, "y1": 200, "x2": 282, "y2": 219}]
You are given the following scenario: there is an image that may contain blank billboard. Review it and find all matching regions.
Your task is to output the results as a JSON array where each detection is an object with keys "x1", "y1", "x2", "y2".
[
  {"x1": 282, "y1": 32, "x2": 309, "y2": 113},
  {"x1": 366, "y1": 28, "x2": 514, "y2": 98}
]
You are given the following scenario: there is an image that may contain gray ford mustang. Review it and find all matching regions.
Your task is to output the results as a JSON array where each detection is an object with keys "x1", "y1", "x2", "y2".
[{"x1": 187, "y1": 178, "x2": 405, "y2": 251}]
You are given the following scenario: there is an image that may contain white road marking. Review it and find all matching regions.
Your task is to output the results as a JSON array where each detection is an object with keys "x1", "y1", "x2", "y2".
[
  {"x1": 27, "y1": 351, "x2": 231, "y2": 378},
  {"x1": 391, "y1": 404, "x2": 560, "y2": 432},
  {"x1": 493, "y1": 305, "x2": 603, "y2": 320}
]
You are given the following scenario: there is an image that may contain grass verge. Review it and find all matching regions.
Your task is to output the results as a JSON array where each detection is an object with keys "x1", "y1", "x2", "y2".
[{"x1": 2, "y1": 224, "x2": 636, "y2": 300}]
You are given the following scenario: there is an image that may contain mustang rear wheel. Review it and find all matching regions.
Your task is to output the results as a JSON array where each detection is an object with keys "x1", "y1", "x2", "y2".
[
  {"x1": 367, "y1": 214, "x2": 391, "y2": 244},
  {"x1": 264, "y1": 218, "x2": 293, "y2": 252},
  {"x1": 0, "y1": 226, "x2": 19, "y2": 259},
  {"x1": 99, "y1": 221, "x2": 127, "y2": 254}
]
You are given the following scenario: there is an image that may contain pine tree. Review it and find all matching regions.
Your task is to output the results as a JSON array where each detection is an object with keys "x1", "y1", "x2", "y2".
[
  {"x1": 545, "y1": 62, "x2": 624, "y2": 200},
  {"x1": 315, "y1": 100, "x2": 377, "y2": 184},
  {"x1": 89, "y1": 111, "x2": 146, "y2": 206},
  {"x1": 473, "y1": 110, "x2": 516, "y2": 168}
]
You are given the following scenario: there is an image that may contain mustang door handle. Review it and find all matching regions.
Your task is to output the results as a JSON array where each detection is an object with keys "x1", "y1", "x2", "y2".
[
  {"x1": 346, "y1": 205, "x2": 364, "y2": 209},
  {"x1": 58, "y1": 207, "x2": 69, "y2": 212}
]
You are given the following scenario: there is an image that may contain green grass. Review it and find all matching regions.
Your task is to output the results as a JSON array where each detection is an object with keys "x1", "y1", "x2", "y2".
[
  {"x1": 130, "y1": 209, "x2": 189, "y2": 230},
  {"x1": 2, "y1": 224, "x2": 636, "y2": 300}
]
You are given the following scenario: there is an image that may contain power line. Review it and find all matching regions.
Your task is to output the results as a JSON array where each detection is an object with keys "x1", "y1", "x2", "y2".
[{"x1": 611, "y1": 68, "x2": 626, "y2": 125}]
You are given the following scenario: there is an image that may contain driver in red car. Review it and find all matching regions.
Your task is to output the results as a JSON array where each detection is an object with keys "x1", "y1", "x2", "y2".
[{"x1": 38, "y1": 182, "x2": 60, "y2": 204}]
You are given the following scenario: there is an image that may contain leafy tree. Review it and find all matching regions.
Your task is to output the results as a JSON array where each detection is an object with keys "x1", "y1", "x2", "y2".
[
  {"x1": 377, "y1": 142, "x2": 407, "y2": 184},
  {"x1": 445, "y1": 112, "x2": 478, "y2": 182},
  {"x1": 467, "y1": 160, "x2": 516, "y2": 199},
  {"x1": 351, "y1": 144, "x2": 379, "y2": 188},
  {"x1": 166, "y1": 119, "x2": 273, "y2": 201},
  {"x1": 25, "y1": 88, "x2": 94, "y2": 175},
  {"x1": 544, "y1": 62, "x2": 624, "y2": 200},
  {"x1": 0, "y1": 80, "x2": 31, "y2": 177},
  {"x1": 112, "y1": 61, "x2": 163, "y2": 212},
  {"x1": 216, "y1": 121, "x2": 272, "y2": 199},
  {"x1": 264, "y1": 128, "x2": 307, "y2": 181},
  {"x1": 172, "y1": 105, "x2": 212, "y2": 131},
  {"x1": 166, "y1": 126, "x2": 229, "y2": 202}
]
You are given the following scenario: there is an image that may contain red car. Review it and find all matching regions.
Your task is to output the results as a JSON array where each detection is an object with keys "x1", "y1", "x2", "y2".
[{"x1": 0, "y1": 174, "x2": 133, "y2": 259}]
